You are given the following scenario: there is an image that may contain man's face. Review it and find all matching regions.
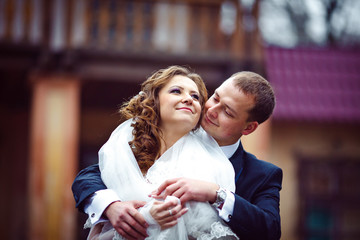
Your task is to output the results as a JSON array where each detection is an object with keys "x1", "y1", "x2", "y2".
[{"x1": 201, "y1": 78, "x2": 256, "y2": 146}]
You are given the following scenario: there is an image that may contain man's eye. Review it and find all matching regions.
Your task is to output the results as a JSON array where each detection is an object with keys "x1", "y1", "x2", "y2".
[
  {"x1": 192, "y1": 94, "x2": 200, "y2": 100},
  {"x1": 225, "y1": 110, "x2": 233, "y2": 117}
]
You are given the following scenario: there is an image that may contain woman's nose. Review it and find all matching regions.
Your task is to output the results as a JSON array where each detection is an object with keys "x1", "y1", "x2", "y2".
[{"x1": 182, "y1": 94, "x2": 193, "y2": 104}]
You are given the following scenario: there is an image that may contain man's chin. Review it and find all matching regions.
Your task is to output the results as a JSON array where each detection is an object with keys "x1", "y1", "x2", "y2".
[
  {"x1": 201, "y1": 120, "x2": 211, "y2": 130},
  {"x1": 201, "y1": 122, "x2": 215, "y2": 134}
]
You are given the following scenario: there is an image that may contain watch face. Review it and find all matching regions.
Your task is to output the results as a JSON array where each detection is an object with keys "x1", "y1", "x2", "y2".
[
  {"x1": 218, "y1": 189, "x2": 226, "y2": 201},
  {"x1": 216, "y1": 189, "x2": 226, "y2": 204},
  {"x1": 220, "y1": 191, "x2": 226, "y2": 198},
  {"x1": 213, "y1": 189, "x2": 227, "y2": 208}
]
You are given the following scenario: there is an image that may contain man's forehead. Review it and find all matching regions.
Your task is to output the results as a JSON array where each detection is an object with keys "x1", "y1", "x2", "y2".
[
  {"x1": 218, "y1": 78, "x2": 234, "y2": 89},
  {"x1": 215, "y1": 79, "x2": 255, "y2": 113},
  {"x1": 215, "y1": 84, "x2": 239, "y2": 112},
  {"x1": 216, "y1": 78, "x2": 237, "y2": 96}
]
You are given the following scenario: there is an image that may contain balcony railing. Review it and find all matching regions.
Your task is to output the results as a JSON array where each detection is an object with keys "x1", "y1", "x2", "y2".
[{"x1": 0, "y1": 0, "x2": 257, "y2": 59}]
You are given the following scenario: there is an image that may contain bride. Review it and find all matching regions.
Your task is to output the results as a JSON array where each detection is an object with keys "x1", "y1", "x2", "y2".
[{"x1": 87, "y1": 66, "x2": 238, "y2": 240}]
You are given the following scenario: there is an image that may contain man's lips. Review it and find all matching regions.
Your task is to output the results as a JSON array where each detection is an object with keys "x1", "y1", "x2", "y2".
[
  {"x1": 204, "y1": 115, "x2": 217, "y2": 126},
  {"x1": 177, "y1": 107, "x2": 193, "y2": 113}
]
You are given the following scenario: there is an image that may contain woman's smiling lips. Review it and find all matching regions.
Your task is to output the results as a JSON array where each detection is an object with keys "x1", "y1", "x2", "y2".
[{"x1": 177, "y1": 107, "x2": 193, "y2": 113}]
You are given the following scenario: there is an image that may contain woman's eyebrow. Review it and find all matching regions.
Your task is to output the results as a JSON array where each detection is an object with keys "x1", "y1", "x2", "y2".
[{"x1": 171, "y1": 85, "x2": 199, "y2": 93}]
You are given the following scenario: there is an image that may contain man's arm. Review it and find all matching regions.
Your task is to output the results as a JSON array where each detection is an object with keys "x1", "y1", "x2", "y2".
[
  {"x1": 152, "y1": 168, "x2": 282, "y2": 240},
  {"x1": 71, "y1": 164, "x2": 149, "y2": 240},
  {"x1": 228, "y1": 167, "x2": 282, "y2": 240},
  {"x1": 71, "y1": 164, "x2": 107, "y2": 212},
  {"x1": 151, "y1": 178, "x2": 219, "y2": 205}
]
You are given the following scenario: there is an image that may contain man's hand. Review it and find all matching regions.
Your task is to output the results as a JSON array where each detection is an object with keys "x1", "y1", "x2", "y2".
[
  {"x1": 104, "y1": 200, "x2": 148, "y2": 240},
  {"x1": 150, "y1": 178, "x2": 219, "y2": 205}
]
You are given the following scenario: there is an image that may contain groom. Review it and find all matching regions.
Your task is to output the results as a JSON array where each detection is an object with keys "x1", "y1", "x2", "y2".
[{"x1": 72, "y1": 71, "x2": 282, "y2": 240}]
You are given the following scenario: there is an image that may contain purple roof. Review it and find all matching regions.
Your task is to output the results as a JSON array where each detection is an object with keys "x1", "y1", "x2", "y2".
[{"x1": 265, "y1": 47, "x2": 360, "y2": 122}]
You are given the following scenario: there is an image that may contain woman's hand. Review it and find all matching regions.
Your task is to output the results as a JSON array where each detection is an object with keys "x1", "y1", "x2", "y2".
[{"x1": 149, "y1": 199, "x2": 188, "y2": 230}]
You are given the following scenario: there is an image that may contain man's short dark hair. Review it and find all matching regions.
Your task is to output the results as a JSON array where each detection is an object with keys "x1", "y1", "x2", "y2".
[{"x1": 231, "y1": 71, "x2": 275, "y2": 124}]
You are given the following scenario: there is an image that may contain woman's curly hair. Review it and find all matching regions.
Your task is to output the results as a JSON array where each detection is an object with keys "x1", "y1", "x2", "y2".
[{"x1": 119, "y1": 66, "x2": 208, "y2": 174}]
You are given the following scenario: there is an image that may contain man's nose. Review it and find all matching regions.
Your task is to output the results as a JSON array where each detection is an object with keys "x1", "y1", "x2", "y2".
[{"x1": 207, "y1": 105, "x2": 218, "y2": 118}]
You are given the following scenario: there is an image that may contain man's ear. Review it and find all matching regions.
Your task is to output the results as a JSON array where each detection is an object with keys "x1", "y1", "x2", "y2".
[{"x1": 242, "y1": 121, "x2": 259, "y2": 136}]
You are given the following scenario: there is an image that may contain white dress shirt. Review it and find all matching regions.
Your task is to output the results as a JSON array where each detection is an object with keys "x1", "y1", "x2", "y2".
[{"x1": 85, "y1": 140, "x2": 240, "y2": 224}]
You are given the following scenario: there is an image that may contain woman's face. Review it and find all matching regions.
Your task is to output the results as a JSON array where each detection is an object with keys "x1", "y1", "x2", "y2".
[{"x1": 158, "y1": 75, "x2": 202, "y2": 133}]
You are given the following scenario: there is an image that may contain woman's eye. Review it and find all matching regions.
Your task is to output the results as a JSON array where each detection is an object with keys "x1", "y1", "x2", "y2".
[
  {"x1": 170, "y1": 89, "x2": 181, "y2": 94},
  {"x1": 192, "y1": 94, "x2": 200, "y2": 100}
]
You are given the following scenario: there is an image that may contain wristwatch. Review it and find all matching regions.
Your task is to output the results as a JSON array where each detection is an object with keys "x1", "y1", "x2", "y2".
[{"x1": 212, "y1": 188, "x2": 227, "y2": 209}]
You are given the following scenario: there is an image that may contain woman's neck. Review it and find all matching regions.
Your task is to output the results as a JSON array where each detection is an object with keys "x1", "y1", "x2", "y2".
[{"x1": 159, "y1": 127, "x2": 189, "y2": 156}]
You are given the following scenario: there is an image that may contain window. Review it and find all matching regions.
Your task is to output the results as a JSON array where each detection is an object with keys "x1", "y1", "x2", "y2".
[{"x1": 298, "y1": 158, "x2": 360, "y2": 240}]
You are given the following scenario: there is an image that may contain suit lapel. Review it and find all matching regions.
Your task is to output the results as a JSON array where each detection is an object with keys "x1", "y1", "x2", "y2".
[{"x1": 229, "y1": 141, "x2": 245, "y2": 183}]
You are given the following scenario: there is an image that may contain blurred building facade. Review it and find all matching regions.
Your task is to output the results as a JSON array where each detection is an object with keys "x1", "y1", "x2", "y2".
[
  {"x1": 0, "y1": 0, "x2": 359, "y2": 240},
  {"x1": 264, "y1": 46, "x2": 360, "y2": 240}
]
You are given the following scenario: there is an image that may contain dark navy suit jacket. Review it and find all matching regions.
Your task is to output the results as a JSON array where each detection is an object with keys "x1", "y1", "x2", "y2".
[{"x1": 72, "y1": 141, "x2": 282, "y2": 240}]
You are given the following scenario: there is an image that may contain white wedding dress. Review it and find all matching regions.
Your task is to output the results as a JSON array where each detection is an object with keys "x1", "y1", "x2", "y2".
[{"x1": 87, "y1": 119, "x2": 238, "y2": 240}]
